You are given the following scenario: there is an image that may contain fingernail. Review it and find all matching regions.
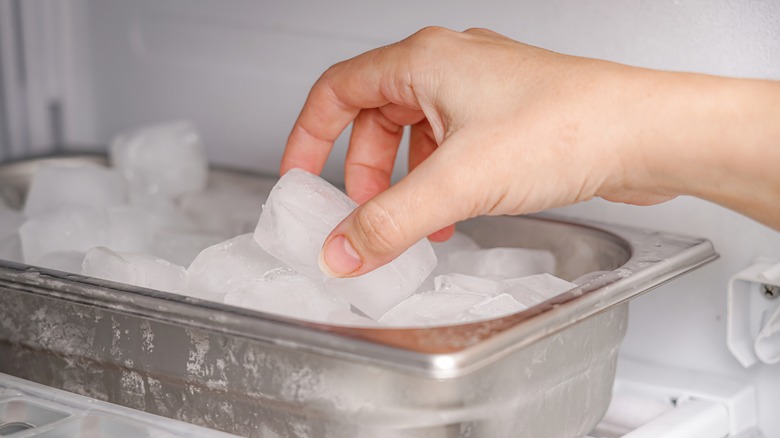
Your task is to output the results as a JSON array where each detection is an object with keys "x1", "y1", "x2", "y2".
[{"x1": 320, "y1": 234, "x2": 362, "y2": 277}]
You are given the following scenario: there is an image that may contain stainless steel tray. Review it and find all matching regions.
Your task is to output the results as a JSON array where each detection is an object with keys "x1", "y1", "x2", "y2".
[{"x1": 0, "y1": 154, "x2": 718, "y2": 438}]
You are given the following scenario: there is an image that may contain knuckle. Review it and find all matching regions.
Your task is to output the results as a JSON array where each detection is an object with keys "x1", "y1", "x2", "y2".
[{"x1": 351, "y1": 202, "x2": 403, "y2": 255}]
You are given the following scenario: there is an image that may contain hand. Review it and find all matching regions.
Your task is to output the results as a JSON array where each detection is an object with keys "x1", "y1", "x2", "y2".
[{"x1": 281, "y1": 26, "x2": 780, "y2": 277}]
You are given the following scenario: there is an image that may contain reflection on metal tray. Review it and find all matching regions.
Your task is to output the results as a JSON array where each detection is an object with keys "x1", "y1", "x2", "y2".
[{"x1": 0, "y1": 153, "x2": 717, "y2": 438}]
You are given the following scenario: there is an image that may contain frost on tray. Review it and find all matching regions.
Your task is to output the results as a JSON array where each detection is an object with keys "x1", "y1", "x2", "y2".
[{"x1": 253, "y1": 168, "x2": 437, "y2": 320}]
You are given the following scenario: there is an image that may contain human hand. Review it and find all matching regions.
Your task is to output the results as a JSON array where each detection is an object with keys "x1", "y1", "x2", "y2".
[{"x1": 281, "y1": 27, "x2": 780, "y2": 277}]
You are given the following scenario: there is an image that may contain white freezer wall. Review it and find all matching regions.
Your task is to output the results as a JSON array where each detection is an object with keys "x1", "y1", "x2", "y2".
[{"x1": 20, "y1": 0, "x2": 780, "y2": 435}]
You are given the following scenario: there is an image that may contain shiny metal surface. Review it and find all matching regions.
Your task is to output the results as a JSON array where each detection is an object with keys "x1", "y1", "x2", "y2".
[{"x1": 0, "y1": 154, "x2": 718, "y2": 437}]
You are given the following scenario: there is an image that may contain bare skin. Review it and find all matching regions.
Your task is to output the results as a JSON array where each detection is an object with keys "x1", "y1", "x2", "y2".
[{"x1": 281, "y1": 27, "x2": 780, "y2": 278}]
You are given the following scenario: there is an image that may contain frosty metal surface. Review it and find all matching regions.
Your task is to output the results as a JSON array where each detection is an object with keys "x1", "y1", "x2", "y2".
[{"x1": 0, "y1": 154, "x2": 718, "y2": 437}]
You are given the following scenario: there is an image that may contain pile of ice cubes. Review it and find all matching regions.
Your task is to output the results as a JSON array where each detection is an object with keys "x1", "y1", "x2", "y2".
[{"x1": 0, "y1": 121, "x2": 577, "y2": 327}]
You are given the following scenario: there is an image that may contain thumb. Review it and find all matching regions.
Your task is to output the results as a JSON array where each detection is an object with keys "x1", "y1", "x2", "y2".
[{"x1": 319, "y1": 148, "x2": 473, "y2": 277}]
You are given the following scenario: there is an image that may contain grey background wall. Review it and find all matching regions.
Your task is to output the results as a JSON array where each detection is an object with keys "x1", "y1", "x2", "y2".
[{"x1": 3, "y1": 0, "x2": 780, "y2": 435}]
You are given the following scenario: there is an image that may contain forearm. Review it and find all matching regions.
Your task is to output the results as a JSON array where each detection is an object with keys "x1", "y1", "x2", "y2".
[{"x1": 615, "y1": 69, "x2": 780, "y2": 229}]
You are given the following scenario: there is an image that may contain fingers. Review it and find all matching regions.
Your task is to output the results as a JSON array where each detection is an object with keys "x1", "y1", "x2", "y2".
[
  {"x1": 345, "y1": 105, "x2": 425, "y2": 204},
  {"x1": 281, "y1": 43, "x2": 419, "y2": 177},
  {"x1": 409, "y1": 121, "x2": 455, "y2": 242},
  {"x1": 320, "y1": 133, "x2": 474, "y2": 277}
]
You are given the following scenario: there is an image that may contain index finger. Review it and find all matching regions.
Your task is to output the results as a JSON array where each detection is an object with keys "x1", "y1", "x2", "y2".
[{"x1": 280, "y1": 43, "x2": 416, "y2": 176}]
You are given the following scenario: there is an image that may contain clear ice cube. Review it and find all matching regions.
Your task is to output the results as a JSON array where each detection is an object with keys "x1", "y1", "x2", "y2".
[
  {"x1": 150, "y1": 228, "x2": 227, "y2": 267},
  {"x1": 82, "y1": 247, "x2": 187, "y2": 293},
  {"x1": 0, "y1": 202, "x2": 25, "y2": 241},
  {"x1": 186, "y1": 234, "x2": 286, "y2": 302},
  {"x1": 33, "y1": 251, "x2": 85, "y2": 274},
  {"x1": 431, "y1": 231, "x2": 480, "y2": 261},
  {"x1": 434, "y1": 273, "x2": 500, "y2": 296},
  {"x1": 253, "y1": 168, "x2": 437, "y2": 319},
  {"x1": 444, "y1": 247, "x2": 556, "y2": 279},
  {"x1": 379, "y1": 290, "x2": 486, "y2": 327},
  {"x1": 180, "y1": 186, "x2": 263, "y2": 236},
  {"x1": 110, "y1": 121, "x2": 208, "y2": 200},
  {"x1": 223, "y1": 269, "x2": 351, "y2": 324},
  {"x1": 0, "y1": 234, "x2": 24, "y2": 263},
  {"x1": 500, "y1": 273, "x2": 577, "y2": 307},
  {"x1": 456, "y1": 293, "x2": 527, "y2": 323},
  {"x1": 19, "y1": 207, "x2": 110, "y2": 262},
  {"x1": 23, "y1": 164, "x2": 126, "y2": 217}
]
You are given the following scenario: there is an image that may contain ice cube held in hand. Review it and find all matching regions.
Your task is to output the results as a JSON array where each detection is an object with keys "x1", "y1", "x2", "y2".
[
  {"x1": 223, "y1": 269, "x2": 351, "y2": 324},
  {"x1": 82, "y1": 247, "x2": 187, "y2": 293},
  {"x1": 187, "y1": 234, "x2": 286, "y2": 302},
  {"x1": 445, "y1": 247, "x2": 556, "y2": 280},
  {"x1": 500, "y1": 273, "x2": 577, "y2": 307},
  {"x1": 431, "y1": 231, "x2": 480, "y2": 261},
  {"x1": 379, "y1": 290, "x2": 486, "y2": 327},
  {"x1": 110, "y1": 121, "x2": 208, "y2": 200},
  {"x1": 23, "y1": 164, "x2": 126, "y2": 217},
  {"x1": 19, "y1": 207, "x2": 110, "y2": 262},
  {"x1": 253, "y1": 168, "x2": 437, "y2": 320}
]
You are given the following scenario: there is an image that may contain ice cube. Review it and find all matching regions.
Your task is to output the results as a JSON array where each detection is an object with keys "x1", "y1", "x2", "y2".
[
  {"x1": 444, "y1": 247, "x2": 556, "y2": 279},
  {"x1": 32, "y1": 251, "x2": 85, "y2": 274},
  {"x1": 434, "y1": 273, "x2": 500, "y2": 296},
  {"x1": 23, "y1": 164, "x2": 126, "y2": 217},
  {"x1": 431, "y1": 231, "x2": 480, "y2": 261},
  {"x1": 19, "y1": 207, "x2": 110, "y2": 262},
  {"x1": 180, "y1": 186, "x2": 263, "y2": 236},
  {"x1": 378, "y1": 290, "x2": 486, "y2": 327},
  {"x1": 456, "y1": 294, "x2": 527, "y2": 323},
  {"x1": 253, "y1": 168, "x2": 437, "y2": 319},
  {"x1": 150, "y1": 228, "x2": 227, "y2": 267},
  {"x1": 110, "y1": 121, "x2": 208, "y2": 200},
  {"x1": 186, "y1": 234, "x2": 286, "y2": 302},
  {"x1": 223, "y1": 269, "x2": 350, "y2": 324},
  {"x1": 105, "y1": 206, "x2": 157, "y2": 254},
  {"x1": 500, "y1": 273, "x2": 577, "y2": 307},
  {"x1": 0, "y1": 234, "x2": 23, "y2": 263},
  {"x1": 0, "y1": 202, "x2": 25, "y2": 240},
  {"x1": 82, "y1": 247, "x2": 187, "y2": 293}
]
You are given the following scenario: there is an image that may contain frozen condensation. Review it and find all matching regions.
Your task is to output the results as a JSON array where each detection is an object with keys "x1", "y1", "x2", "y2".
[
  {"x1": 444, "y1": 247, "x2": 556, "y2": 280},
  {"x1": 23, "y1": 164, "x2": 126, "y2": 217},
  {"x1": 19, "y1": 207, "x2": 110, "y2": 262},
  {"x1": 110, "y1": 121, "x2": 208, "y2": 200},
  {"x1": 254, "y1": 168, "x2": 437, "y2": 319},
  {"x1": 187, "y1": 234, "x2": 286, "y2": 302},
  {"x1": 82, "y1": 247, "x2": 187, "y2": 293}
]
